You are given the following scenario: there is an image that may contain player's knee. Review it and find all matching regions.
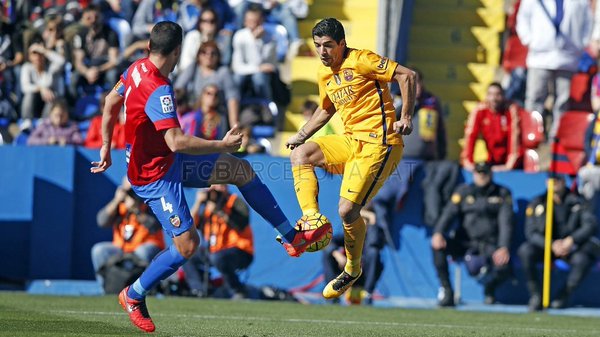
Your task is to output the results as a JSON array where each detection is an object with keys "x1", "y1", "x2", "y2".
[
  {"x1": 231, "y1": 159, "x2": 255, "y2": 186},
  {"x1": 177, "y1": 242, "x2": 198, "y2": 259},
  {"x1": 290, "y1": 146, "x2": 311, "y2": 166},
  {"x1": 338, "y1": 202, "x2": 360, "y2": 224},
  {"x1": 175, "y1": 233, "x2": 200, "y2": 259}
]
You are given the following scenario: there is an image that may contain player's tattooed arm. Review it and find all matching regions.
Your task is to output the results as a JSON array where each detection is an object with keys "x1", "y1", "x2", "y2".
[{"x1": 286, "y1": 105, "x2": 335, "y2": 149}]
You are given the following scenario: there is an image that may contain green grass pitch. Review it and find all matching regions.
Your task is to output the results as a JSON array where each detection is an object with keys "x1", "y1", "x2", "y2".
[{"x1": 0, "y1": 292, "x2": 598, "y2": 336}]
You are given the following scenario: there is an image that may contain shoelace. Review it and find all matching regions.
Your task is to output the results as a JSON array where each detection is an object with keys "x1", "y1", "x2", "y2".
[
  {"x1": 333, "y1": 272, "x2": 356, "y2": 290},
  {"x1": 131, "y1": 300, "x2": 151, "y2": 319}
]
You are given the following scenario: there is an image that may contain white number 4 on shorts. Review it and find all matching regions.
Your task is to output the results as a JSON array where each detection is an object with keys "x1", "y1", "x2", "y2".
[{"x1": 161, "y1": 196, "x2": 173, "y2": 213}]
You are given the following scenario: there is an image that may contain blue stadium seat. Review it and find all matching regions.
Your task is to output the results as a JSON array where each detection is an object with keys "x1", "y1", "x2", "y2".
[
  {"x1": 73, "y1": 96, "x2": 100, "y2": 121},
  {"x1": 78, "y1": 120, "x2": 92, "y2": 141}
]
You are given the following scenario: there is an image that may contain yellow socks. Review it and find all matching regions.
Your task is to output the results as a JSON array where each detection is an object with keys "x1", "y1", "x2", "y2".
[
  {"x1": 343, "y1": 216, "x2": 366, "y2": 277},
  {"x1": 292, "y1": 164, "x2": 319, "y2": 215}
]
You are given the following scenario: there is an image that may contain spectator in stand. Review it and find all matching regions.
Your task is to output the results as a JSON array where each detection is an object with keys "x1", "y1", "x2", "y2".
[
  {"x1": 516, "y1": 0, "x2": 592, "y2": 137},
  {"x1": 41, "y1": 17, "x2": 66, "y2": 57},
  {"x1": 519, "y1": 175, "x2": 598, "y2": 311},
  {"x1": 85, "y1": 93, "x2": 126, "y2": 149},
  {"x1": 27, "y1": 99, "x2": 83, "y2": 146},
  {"x1": 0, "y1": 3, "x2": 25, "y2": 108},
  {"x1": 399, "y1": 69, "x2": 446, "y2": 162},
  {"x1": 431, "y1": 162, "x2": 514, "y2": 307},
  {"x1": 91, "y1": 176, "x2": 165, "y2": 290},
  {"x1": 132, "y1": 0, "x2": 180, "y2": 40},
  {"x1": 231, "y1": 4, "x2": 277, "y2": 102},
  {"x1": 70, "y1": 4, "x2": 120, "y2": 94},
  {"x1": 178, "y1": 0, "x2": 203, "y2": 33},
  {"x1": 501, "y1": 0, "x2": 528, "y2": 106},
  {"x1": 461, "y1": 83, "x2": 523, "y2": 172},
  {"x1": 20, "y1": 42, "x2": 66, "y2": 120},
  {"x1": 175, "y1": 41, "x2": 240, "y2": 126},
  {"x1": 179, "y1": 7, "x2": 233, "y2": 70},
  {"x1": 184, "y1": 185, "x2": 254, "y2": 299},
  {"x1": 578, "y1": 110, "x2": 600, "y2": 200},
  {"x1": 98, "y1": 0, "x2": 134, "y2": 53},
  {"x1": 180, "y1": 84, "x2": 228, "y2": 139}
]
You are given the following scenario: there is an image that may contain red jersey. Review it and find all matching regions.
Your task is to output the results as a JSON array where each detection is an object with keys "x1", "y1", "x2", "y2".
[
  {"x1": 116, "y1": 58, "x2": 180, "y2": 186},
  {"x1": 461, "y1": 102, "x2": 522, "y2": 169}
]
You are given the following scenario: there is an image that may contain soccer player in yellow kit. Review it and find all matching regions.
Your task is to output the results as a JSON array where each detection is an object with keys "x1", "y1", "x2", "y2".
[{"x1": 284, "y1": 18, "x2": 416, "y2": 299}]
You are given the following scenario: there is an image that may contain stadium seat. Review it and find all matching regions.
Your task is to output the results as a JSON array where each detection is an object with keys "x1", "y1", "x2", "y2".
[
  {"x1": 73, "y1": 95, "x2": 100, "y2": 121},
  {"x1": 553, "y1": 110, "x2": 594, "y2": 174},
  {"x1": 78, "y1": 120, "x2": 92, "y2": 141},
  {"x1": 523, "y1": 149, "x2": 540, "y2": 173},
  {"x1": 569, "y1": 72, "x2": 594, "y2": 112},
  {"x1": 519, "y1": 109, "x2": 544, "y2": 149}
]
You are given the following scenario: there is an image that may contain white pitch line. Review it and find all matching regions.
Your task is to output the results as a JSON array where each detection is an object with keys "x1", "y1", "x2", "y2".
[{"x1": 53, "y1": 310, "x2": 581, "y2": 334}]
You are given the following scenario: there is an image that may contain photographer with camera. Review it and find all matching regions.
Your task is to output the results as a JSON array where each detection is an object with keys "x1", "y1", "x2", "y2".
[
  {"x1": 183, "y1": 185, "x2": 254, "y2": 299},
  {"x1": 91, "y1": 176, "x2": 165, "y2": 293}
]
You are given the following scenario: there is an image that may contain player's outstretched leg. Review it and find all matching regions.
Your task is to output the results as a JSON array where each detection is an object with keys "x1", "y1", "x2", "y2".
[
  {"x1": 120, "y1": 229, "x2": 198, "y2": 332},
  {"x1": 208, "y1": 154, "x2": 331, "y2": 257},
  {"x1": 323, "y1": 200, "x2": 366, "y2": 298}
]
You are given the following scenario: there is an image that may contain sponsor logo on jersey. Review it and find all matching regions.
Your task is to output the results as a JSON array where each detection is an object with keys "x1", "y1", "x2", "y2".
[
  {"x1": 343, "y1": 69, "x2": 353, "y2": 81},
  {"x1": 160, "y1": 95, "x2": 175, "y2": 113},
  {"x1": 169, "y1": 214, "x2": 181, "y2": 227},
  {"x1": 334, "y1": 74, "x2": 341, "y2": 85}
]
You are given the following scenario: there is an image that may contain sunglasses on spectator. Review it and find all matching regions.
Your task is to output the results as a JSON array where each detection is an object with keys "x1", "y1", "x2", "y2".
[
  {"x1": 200, "y1": 50, "x2": 218, "y2": 56},
  {"x1": 200, "y1": 18, "x2": 216, "y2": 24}
]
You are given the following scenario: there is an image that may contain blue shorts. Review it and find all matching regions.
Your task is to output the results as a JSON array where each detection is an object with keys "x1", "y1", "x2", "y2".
[{"x1": 131, "y1": 153, "x2": 220, "y2": 237}]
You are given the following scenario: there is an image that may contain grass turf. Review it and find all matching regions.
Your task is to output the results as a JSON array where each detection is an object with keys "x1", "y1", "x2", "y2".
[{"x1": 0, "y1": 292, "x2": 599, "y2": 337}]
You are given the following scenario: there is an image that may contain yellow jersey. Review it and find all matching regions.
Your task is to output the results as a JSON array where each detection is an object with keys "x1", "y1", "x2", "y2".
[{"x1": 317, "y1": 48, "x2": 402, "y2": 145}]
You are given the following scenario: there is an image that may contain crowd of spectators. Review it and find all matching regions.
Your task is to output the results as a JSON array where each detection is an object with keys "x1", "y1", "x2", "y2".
[{"x1": 0, "y1": 0, "x2": 308, "y2": 148}]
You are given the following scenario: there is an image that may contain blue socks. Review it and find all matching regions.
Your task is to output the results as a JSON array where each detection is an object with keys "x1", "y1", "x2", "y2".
[
  {"x1": 239, "y1": 176, "x2": 296, "y2": 243},
  {"x1": 127, "y1": 245, "x2": 187, "y2": 300}
]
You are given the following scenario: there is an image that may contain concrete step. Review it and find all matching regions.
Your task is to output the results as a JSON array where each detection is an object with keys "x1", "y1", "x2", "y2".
[
  {"x1": 409, "y1": 26, "x2": 499, "y2": 50},
  {"x1": 408, "y1": 45, "x2": 500, "y2": 65},
  {"x1": 306, "y1": 0, "x2": 378, "y2": 9},
  {"x1": 307, "y1": 4, "x2": 378, "y2": 22},
  {"x1": 408, "y1": 62, "x2": 496, "y2": 84},
  {"x1": 442, "y1": 100, "x2": 479, "y2": 117},
  {"x1": 426, "y1": 81, "x2": 488, "y2": 102},
  {"x1": 298, "y1": 19, "x2": 376, "y2": 40},
  {"x1": 413, "y1": 0, "x2": 502, "y2": 10},
  {"x1": 412, "y1": 7, "x2": 505, "y2": 31},
  {"x1": 291, "y1": 57, "x2": 320, "y2": 82}
]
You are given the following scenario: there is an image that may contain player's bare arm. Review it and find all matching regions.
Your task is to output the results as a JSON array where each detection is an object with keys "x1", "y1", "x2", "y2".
[
  {"x1": 286, "y1": 105, "x2": 336, "y2": 149},
  {"x1": 163, "y1": 125, "x2": 243, "y2": 155},
  {"x1": 392, "y1": 64, "x2": 417, "y2": 135},
  {"x1": 91, "y1": 88, "x2": 124, "y2": 174}
]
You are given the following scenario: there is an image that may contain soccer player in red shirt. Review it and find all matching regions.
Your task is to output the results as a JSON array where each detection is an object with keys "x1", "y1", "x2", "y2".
[{"x1": 91, "y1": 21, "x2": 330, "y2": 333}]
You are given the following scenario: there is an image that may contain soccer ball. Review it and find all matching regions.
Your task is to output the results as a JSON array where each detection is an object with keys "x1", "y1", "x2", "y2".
[{"x1": 295, "y1": 213, "x2": 333, "y2": 252}]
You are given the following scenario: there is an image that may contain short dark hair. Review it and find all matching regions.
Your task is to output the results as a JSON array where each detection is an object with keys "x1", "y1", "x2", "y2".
[
  {"x1": 488, "y1": 82, "x2": 504, "y2": 95},
  {"x1": 82, "y1": 3, "x2": 100, "y2": 14},
  {"x1": 246, "y1": 3, "x2": 264, "y2": 18},
  {"x1": 312, "y1": 18, "x2": 345, "y2": 43},
  {"x1": 149, "y1": 21, "x2": 183, "y2": 56}
]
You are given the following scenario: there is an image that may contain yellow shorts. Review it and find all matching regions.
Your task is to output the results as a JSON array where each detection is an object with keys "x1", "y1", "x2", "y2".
[{"x1": 309, "y1": 134, "x2": 403, "y2": 206}]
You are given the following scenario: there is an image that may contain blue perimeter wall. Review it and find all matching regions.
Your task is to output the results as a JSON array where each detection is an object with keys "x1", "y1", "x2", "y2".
[{"x1": 1, "y1": 146, "x2": 599, "y2": 306}]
